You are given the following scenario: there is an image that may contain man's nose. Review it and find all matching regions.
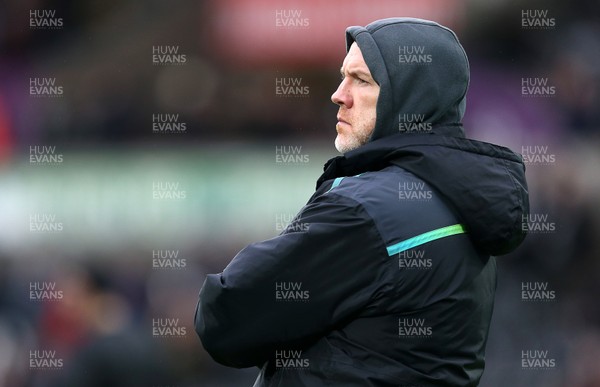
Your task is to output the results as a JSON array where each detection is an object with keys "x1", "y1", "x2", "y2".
[{"x1": 331, "y1": 80, "x2": 353, "y2": 108}]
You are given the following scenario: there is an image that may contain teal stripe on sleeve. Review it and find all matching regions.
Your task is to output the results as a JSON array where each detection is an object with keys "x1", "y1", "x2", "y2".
[
  {"x1": 326, "y1": 177, "x2": 345, "y2": 193},
  {"x1": 386, "y1": 224, "x2": 467, "y2": 256},
  {"x1": 326, "y1": 173, "x2": 365, "y2": 193}
]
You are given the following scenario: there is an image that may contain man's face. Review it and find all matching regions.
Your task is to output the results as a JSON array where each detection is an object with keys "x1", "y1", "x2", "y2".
[{"x1": 331, "y1": 42, "x2": 380, "y2": 154}]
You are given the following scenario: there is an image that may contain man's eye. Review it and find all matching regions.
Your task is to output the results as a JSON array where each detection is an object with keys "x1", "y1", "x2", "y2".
[{"x1": 357, "y1": 78, "x2": 368, "y2": 84}]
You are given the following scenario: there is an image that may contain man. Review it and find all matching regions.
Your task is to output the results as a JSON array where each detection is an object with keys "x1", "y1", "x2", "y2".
[{"x1": 195, "y1": 18, "x2": 529, "y2": 386}]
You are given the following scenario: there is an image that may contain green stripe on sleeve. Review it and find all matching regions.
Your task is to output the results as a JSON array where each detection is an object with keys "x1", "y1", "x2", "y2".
[{"x1": 386, "y1": 224, "x2": 467, "y2": 256}]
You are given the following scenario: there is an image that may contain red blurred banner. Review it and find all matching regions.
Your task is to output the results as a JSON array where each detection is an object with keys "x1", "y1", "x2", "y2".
[{"x1": 208, "y1": 0, "x2": 465, "y2": 67}]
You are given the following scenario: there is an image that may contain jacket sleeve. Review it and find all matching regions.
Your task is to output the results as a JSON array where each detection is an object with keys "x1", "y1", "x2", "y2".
[{"x1": 194, "y1": 191, "x2": 389, "y2": 368}]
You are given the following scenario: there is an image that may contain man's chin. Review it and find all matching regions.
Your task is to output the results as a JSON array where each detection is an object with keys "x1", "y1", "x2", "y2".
[{"x1": 335, "y1": 135, "x2": 361, "y2": 154}]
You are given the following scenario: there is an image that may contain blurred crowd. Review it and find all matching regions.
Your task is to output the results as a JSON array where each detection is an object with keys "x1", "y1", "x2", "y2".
[{"x1": 0, "y1": 0, "x2": 599, "y2": 386}]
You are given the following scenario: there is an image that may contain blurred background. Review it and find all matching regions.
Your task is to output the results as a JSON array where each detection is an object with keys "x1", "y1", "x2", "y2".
[{"x1": 0, "y1": 0, "x2": 599, "y2": 386}]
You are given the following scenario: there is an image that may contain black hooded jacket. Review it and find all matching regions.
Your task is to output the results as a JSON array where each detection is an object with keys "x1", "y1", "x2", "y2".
[{"x1": 195, "y1": 18, "x2": 529, "y2": 386}]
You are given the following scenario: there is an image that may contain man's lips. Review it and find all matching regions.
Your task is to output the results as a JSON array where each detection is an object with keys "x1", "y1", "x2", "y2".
[{"x1": 337, "y1": 116, "x2": 351, "y2": 125}]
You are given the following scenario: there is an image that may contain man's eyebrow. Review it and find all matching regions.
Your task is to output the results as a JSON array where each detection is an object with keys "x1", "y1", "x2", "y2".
[{"x1": 345, "y1": 66, "x2": 373, "y2": 79}]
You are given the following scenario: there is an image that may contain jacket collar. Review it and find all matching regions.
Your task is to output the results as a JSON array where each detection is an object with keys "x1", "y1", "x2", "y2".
[{"x1": 316, "y1": 124, "x2": 465, "y2": 189}]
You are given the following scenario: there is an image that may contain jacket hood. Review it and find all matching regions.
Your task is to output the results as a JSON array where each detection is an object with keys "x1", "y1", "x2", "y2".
[
  {"x1": 317, "y1": 131, "x2": 529, "y2": 256},
  {"x1": 345, "y1": 18, "x2": 470, "y2": 141}
]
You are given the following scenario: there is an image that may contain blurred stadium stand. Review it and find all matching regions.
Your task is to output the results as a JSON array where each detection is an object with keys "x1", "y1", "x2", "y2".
[{"x1": 0, "y1": 0, "x2": 599, "y2": 386}]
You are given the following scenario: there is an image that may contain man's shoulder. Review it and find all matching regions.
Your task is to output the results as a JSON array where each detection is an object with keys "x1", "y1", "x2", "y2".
[{"x1": 323, "y1": 165, "x2": 426, "y2": 204}]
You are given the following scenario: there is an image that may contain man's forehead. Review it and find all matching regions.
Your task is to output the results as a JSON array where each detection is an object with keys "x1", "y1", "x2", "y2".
[{"x1": 342, "y1": 43, "x2": 370, "y2": 73}]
